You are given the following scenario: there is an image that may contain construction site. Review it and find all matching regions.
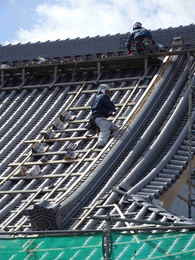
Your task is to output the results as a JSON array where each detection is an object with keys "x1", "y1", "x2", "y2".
[{"x1": 0, "y1": 24, "x2": 195, "y2": 259}]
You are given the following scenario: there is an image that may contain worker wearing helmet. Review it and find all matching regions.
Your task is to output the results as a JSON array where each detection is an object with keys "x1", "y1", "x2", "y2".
[
  {"x1": 91, "y1": 84, "x2": 118, "y2": 148},
  {"x1": 126, "y1": 22, "x2": 153, "y2": 54}
]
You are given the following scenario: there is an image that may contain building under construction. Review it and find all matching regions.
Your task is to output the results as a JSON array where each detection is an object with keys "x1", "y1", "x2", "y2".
[{"x1": 0, "y1": 24, "x2": 195, "y2": 259}]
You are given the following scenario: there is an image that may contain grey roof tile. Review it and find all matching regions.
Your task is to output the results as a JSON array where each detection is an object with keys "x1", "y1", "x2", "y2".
[
  {"x1": 0, "y1": 24, "x2": 194, "y2": 62},
  {"x1": 0, "y1": 25, "x2": 195, "y2": 235}
]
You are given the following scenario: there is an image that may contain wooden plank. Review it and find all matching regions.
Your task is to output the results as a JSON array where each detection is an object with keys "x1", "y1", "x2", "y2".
[
  {"x1": 41, "y1": 128, "x2": 87, "y2": 134},
  {"x1": 0, "y1": 172, "x2": 82, "y2": 181},
  {"x1": 39, "y1": 81, "x2": 86, "y2": 139},
  {"x1": 0, "y1": 152, "x2": 33, "y2": 187},
  {"x1": 1, "y1": 48, "x2": 193, "y2": 72},
  {"x1": 113, "y1": 80, "x2": 143, "y2": 124},
  {"x1": 83, "y1": 204, "x2": 117, "y2": 209},
  {"x1": 69, "y1": 116, "x2": 126, "y2": 124},
  {"x1": 67, "y1": 84, "x2": 148, "y2": 95},
  {"x1": 0, "y1": 187, "x2": 68, "y2": 195},
  {"x1": 24, "y1": 135, "x2": 97, "y2": 144},
  {"x1": 9, "y1": 157, "x2": 94, "y2": 167},
  {"x1": 67, "y1": 102, "x2": 135, "y2": 111},
  {"x1": 27, "y1": 117, "x2": 126, "y2": 141},
  {"x1": 123, "y1": 51, "x2": 174, "y2": 127},
  {"x1": 24, "y1": 148, "x2": 101, "y2": 157}
]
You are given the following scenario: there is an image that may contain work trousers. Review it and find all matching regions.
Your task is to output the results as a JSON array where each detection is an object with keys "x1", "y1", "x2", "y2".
[{"x1": 95, "y1": 117, "x2": 118, "y2": 146}]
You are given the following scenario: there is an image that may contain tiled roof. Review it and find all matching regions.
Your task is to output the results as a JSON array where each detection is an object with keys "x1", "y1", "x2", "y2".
[
  {"x1": 0, "y1": 32, "x2": 195, "y2": 236},
  {"x1": 59, "y1": 53, "x2": 195, "y2": 230},
  {"x1": 0, "y1": 24, "x2": 194, "y2": 62},
  {"x1": 0, "y1": 59, "x2": 159, "y2": 231}
]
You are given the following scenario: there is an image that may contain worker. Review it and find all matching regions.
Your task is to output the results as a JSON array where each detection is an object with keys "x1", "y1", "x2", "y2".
[
  {"x1": 91, "y1": 84, "x2": 118, "y2": 148},
  {"x1": 126, "y1": 22, "x2": 154, "y2": 54}
]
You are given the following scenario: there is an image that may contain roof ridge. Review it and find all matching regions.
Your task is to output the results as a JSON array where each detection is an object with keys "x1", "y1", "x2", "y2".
[{"x1": 1, "y1": 23, "x2": 195, "y2": 47}]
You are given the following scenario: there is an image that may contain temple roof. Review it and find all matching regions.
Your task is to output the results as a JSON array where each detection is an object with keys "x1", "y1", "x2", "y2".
[{"x1": 0, "y1": 24, "x2": 194, "y2": 62}]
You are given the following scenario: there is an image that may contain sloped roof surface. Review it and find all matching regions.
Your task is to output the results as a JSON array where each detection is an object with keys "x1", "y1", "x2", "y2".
[
  {"x1": 0, "y1": 24, "x2": 194, "y2": 62},
  {"x1": 0, "y1": 24, "x2": 195, "y2": 237},
  {"x1": 62, "y1": 53, "x2": 195, "y2": 230},
  {"x1": 1, "y1": 60, "x2": 161, "y2": 231}
]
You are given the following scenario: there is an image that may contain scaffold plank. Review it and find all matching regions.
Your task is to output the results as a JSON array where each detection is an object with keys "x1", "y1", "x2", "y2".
[{"x1": 9, "y1": 157, "x2": 93, "y2": 167}]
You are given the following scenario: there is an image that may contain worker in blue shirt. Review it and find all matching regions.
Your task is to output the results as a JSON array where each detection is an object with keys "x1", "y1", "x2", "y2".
[
  {"x1": 91, "y1": 84, "x2": 118, "y2": 148},
  {"x1": 126, "y1": 22, "x2": 153, "y2": 54}
]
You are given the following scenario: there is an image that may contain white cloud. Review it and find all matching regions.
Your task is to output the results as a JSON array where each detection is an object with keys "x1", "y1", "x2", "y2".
[{"x1": 14, "y1": 0, "x2": 195, "y2": 43}]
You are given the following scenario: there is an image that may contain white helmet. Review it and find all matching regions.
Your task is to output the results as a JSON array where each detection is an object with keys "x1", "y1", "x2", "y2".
[
  {"x1": 133, "y1": 22, "x2": 142, "y2": 30},
  {"x1": 97, "y1": 84, "x2": 110, "y2": 95}
]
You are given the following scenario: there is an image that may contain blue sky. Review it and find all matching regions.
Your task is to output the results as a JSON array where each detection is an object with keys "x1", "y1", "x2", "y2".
[
  {"x1": 1, "y1": 0, "x2": 40, "y2": 42},
  {"x1": 1, "y1": 0, "x2": 195, "y2": 45}
]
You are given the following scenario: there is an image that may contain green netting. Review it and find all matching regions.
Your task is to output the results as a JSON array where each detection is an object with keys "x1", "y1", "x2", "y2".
[
  {"x1": 1, "y1": 231, "x2": 195, "y2": 260},
  {"x1": 0, "y1": 234, "x2": 103, "y2": 260},
  {"x1": 111, "y1": 232, "x2": 195, "y2": 259}
]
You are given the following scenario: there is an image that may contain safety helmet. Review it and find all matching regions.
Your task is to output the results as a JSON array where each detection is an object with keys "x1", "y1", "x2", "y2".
[
  {"x1": 133, "y1": 22, "x2": 142, "y2": 30},
  {"x1": 97, "y1": 84, "x2": 110, "y2": 95}
]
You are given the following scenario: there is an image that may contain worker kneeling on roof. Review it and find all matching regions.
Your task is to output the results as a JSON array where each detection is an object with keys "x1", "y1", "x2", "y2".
[
  {"x1": 91, "y1": 84, "x2": 118, "y2": 148},
  {"x1": 126, "y1": 22, "x2": 157, "y2": 55}
]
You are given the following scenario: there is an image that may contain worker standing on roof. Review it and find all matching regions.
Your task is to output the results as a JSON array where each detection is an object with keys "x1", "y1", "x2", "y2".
[
  {"x1": 91, "y1": 84, "x2": 118, "y2": 148},
  {"x1": 126, "y1": 22, "x2": 154, "y2": 55}
]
